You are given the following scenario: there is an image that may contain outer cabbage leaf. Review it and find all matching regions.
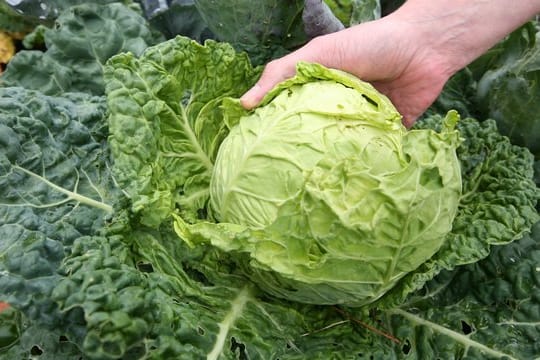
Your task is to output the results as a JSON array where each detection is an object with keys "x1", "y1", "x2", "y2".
[
  {"x1": 2, "y1": 16, "x2": 538, "y2": 360},
  {"x1": 7, "y1": 208, "x2": 538, "y2": 359},
  {"x1": 104, "y1": 36, "x2": 260, "y2": 227},
  {"x1": 1, "y1": 3, "x2": 162, "y2": 96},
  {"x1": 175, "y1": 71, "x2": 538, "y2": 309},
  {"x1": 377, "y1": 115, "x2": 540, "y2": 308},
  {"x1": 384, "y1": 220, "x2": 540, "y2": 359},
  {"x1": 26, "y1": 219, "x2": 398, "y2": 360},
  {"x1": 0, "y1": 84, "x2": 336, "y2": 360},
  {"x1": 176, "y1": 63, "x2": 464, "y2": 307},
  {"x1": 431, "y1": 22, "x2": 540, "y2": 159}
]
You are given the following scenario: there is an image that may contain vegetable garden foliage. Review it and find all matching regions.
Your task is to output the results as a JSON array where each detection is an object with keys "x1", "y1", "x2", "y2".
[
  {"x1": 430, "y1": 22, "x2": 540, "y2": 160},
  {"x1": 1, "y1": 2, "x2": 163, "y2": 96},
  {"x1": 0, "y1": 2, "x2": 539, "y2": 360}
]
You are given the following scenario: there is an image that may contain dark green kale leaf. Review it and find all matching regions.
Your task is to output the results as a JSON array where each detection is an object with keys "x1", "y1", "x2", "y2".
[
  {"x1": 0, "y1": 86, "x2": 122, "y2": 355},
  {"x1": 1, "y1": 0, "x2": 138, "y2": 21},
  {"x1": 1, "y1": 3, "x2": 163, "y2": 96},
  {"x1": 473, "y1": 23, "x2": 540, "y2": 158},
  {"x1": 385, "y1": 221, "x2": 540, "y2": 359},
  {"x1": 0, "y1": 306, "x2": 83, "y2": 360},
  {"x1": 193, "y1": 0, "x2": 306, "y2": 65},
  {"x1": 0, "y1": 2, "x2": 37, "y2": 33},
  {"x1": 140, "y1": 0, "x2": 213, "y2": 41},
  {"x1": 431, "y1": 22, "x2": 540, "y2": 159}
]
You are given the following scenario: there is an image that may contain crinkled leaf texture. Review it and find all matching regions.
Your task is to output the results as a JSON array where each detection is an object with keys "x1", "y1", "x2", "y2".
[
  {"x1": 377, "y1": 115, "x2": 540, "y2": 308},
  {"x1": 104, "y1": 36, "x2": 260, "y2": 227},
  {"x1": 0, "y1": 83, "x2": 316, "y2": 360},
  {"x1": 1, "y1": 3, "x2": 162, "y2": 96},
  {"x1": 386, "y1": 220, "x2": 540, "y2": 359},
  {"x1": 1, "y1": 42, "x2": 539, "y2": 360},
  {"x1": 177, "y1": 62, "x2": 464, "y2": 307},
  {"x1": 0, "y1": 86, "x2": 121, "y2": 352},
  {"x1": 1, "y1": 12, "x2": 539, "y2": 359}
]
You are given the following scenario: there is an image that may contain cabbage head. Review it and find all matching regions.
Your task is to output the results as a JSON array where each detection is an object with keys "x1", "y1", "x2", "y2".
[{"x1": 175, "y1": 62, "x2": 462, "y2": 306}]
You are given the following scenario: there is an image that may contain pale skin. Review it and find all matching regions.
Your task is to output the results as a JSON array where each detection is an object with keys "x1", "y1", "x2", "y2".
[{"x1": 240, "y1": 0, "x2": 540, "y2": 127}]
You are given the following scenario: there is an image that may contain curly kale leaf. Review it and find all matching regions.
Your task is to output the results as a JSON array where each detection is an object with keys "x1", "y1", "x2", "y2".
[
  {"x1": 385, "y1": 220, "x2": 540, "y2": 359},
  {"x1": 0, "y1": 86, "x2": 122, "y2": 340},
  {"x1": 1, "y1": 3, "x2": 163, "y2": 96}
]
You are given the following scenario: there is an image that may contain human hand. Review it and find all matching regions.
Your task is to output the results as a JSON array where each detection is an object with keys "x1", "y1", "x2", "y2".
[
  {"x1": 240, "y1": 0, "x2": 540, "y2": 127},
  {"x1": 240, "y1": 16, "x2": 454, "y2": 127}
]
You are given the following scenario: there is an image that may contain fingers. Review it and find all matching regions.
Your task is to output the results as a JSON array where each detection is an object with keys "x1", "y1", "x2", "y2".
[
  {"x1": 240, "y1": 57, "x2": 298, "y2": 109},
  {"x1": 401, "y1": 114, "x2": 418, "y2": 128},
  {"x1": 240, "y1": 36, "x2": 331, "y2": 109}
]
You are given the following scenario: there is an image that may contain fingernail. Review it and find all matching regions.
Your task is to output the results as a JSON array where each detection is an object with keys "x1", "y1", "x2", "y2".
[
  {"x1": 402, "y1": 115, "x2": 416, "y2": 129},
  {"x1": 240, "y1": 84, "x2": 261, "y2": 109}
]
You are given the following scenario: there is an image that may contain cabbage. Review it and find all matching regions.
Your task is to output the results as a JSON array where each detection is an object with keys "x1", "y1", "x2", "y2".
[{"x1": 176, "y1": 62, "x2": 463, "y2": 306}]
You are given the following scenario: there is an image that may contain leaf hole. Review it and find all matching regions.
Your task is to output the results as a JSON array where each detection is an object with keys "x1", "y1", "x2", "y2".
[
  {"x1": 183, "y1": 263, "x2": 213, "y2": 286},
  {"x1": 420, "y1": 167, "x2": 443, "y2": 190},
  {"x1": 402, "y1": 339, "x2": 411, "y2": 354},
  {"x1": 197, "y1": 208, "x2": 207, "y2": 219},
  {"x1": 137, "y1": 262, "x2": 154, "y2": 273},
  {"x1": 59, "y1": 335, "x2": 69, "y2": 342},
  {"x1": 461, "y1": 320, "x2": 473, "y2": 335},
  {"x1": 230, "y1": 337, "x2": 248, "y2": 359},
  {"x1": 31, "y1": 345, "x2": 43, "y2": 356},
  {"x1": 361, "y1": 94, "x2": 378, "y2": 109}
]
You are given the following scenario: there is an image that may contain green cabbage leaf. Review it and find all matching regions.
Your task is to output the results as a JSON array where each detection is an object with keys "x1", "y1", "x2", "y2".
[
  {"x1": 104, "y1": 36, "x2": 260, "y2": 227},
  {"x1": 176, "y1": 62, "x2": 464, "y2": 306}
]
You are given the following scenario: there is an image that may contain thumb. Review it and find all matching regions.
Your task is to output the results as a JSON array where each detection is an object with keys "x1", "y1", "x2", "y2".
[
  {"x1": 240, "y1": 34, "x2": 337, "y2": 109},
  {"x1": 240, "y1": 58, "x2": 297, "y2": 109}
]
